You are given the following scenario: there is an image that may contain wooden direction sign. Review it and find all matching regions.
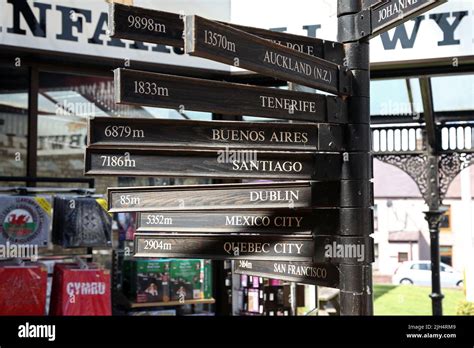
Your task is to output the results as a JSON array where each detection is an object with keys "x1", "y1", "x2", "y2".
[
  {"x1": 133, "y1": 234, "x2": 374, "y2": 263},
  {"x1": 137, "y1": 210, "x2": 313, "y2": 234},
  {"x1": 136, "y1": 208, "x2": 373, "y2": 236},
  {"x1": 107, "y1": 181, "x2": 373, "y2": 213},
  {"x1": 134, "y1": 234, "x2": 315, "y2": 261},
  {"x1": 86, "y1": 147, "x2": 341, "y2": 179},
  {"x1": 114, "y1": 69, "x2": 347, "y2": 123},
  {"x1": 87, "y1": 116, "x2": 344, "y2": 151},
  {"x1": 185, "y1": 15, "x2": 351, "y2": 96},
  {"x1": 369, "y1": 0, "x2": 447, "y2": 37},
  {"x1": 85, "y1": 147, "x2": 371, "y2": 180},
  {"x1": 234, "y1": 260, "x2": 339, "y2": 288},
  {"x1": 109, "y1": 3, "x2": 345, "y2": 64},
  {"x1": 109, "y1": 2, "x2": 183, "y2": 48}
]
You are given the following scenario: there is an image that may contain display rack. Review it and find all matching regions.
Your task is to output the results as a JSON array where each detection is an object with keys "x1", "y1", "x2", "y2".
[{"x1": 0, "y1": 176, "x2": 98, "y2": 259}]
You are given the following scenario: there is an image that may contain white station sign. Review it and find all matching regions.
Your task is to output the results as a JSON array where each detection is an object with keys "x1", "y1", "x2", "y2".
[{"x1": 0, "y1": 0, "x2": 472, "y2": 70}]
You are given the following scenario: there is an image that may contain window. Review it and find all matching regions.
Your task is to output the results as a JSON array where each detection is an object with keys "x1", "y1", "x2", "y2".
[
  {"x1": 431, "y1": 74, "x2": 474, "y2": 112},
  {"x1": 36, "y1": 71, "x2": 213, "y2": 193},
  {"x1": 440, "y1": 246, "x2": 452, "y2": 266},
  {"x1": 398, "y1": 252, "x2": 409, "y2": 263},
  {"x1": 0, "y1": 65, "x2": 29, "y2": 177},
  {"x1": 440, "y1": 207, "x2": 451, "y2": 232},
  {"x1": 370, "y1": 78, "x2": 422, "y2": 117},
  {"x1": 37, "y1": 72, "x2": 118, "y2": 192},
  {"x1": 411, "y1": 263, "x2": 430, "y2": 270}
]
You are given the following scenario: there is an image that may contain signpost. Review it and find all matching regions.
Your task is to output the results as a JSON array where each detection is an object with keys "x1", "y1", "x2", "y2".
[
  {"x1": 134, "y1": 233, "x2": 373, "y2": 263},
  {"x1": 106, "y1": 181, "x2": 373, "y2": 213},
  {"x1": 137, "y1": 210, "x2": 313, "y2": 234},
  {"x1": 86, "y1": 0, "x2": 447, "y2": 316},
  {"x1": 88, "y1": 116, "x2": 344, "y2": 151},
  {"x1": 85, "y1": 147, "x2": 350, "y2": 179},
  {"x1": 134, "y1": 234, "x2": 315, "y2": 261},
  {"x1": 109, "y1": 3, "x2": 183, "y2": 48},
  {"x1": 109, "y1": 2, "x2": 345, "y2": 65},
  {"x1": 114, "y1": 68, "x2": 347, "y2": 123},
  {"x1": 136, "y1": 208, "x2": 373, "y2": 236},
  {"x1": 184, "y1": 15, "x2": 352, "y2": 95},
  {"x1": 234, "y1": 260, "x2": 340, "y2": 288},
  {"x1": 370, "y1": 0, "x2": 447, "y2": 36},
  {"x1": 338, "y1": 0, "x2": 447, "y2": 41}
]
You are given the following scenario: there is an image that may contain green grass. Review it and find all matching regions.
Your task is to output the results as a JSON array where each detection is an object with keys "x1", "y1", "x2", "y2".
[{"x1": 374, "y1": 284, "x2": 465, "y2": 315}]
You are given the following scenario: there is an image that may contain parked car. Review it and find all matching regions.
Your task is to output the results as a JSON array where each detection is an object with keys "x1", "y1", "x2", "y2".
[{"x1": 392, "y1": 260, "x2": 463, "y2": 287}]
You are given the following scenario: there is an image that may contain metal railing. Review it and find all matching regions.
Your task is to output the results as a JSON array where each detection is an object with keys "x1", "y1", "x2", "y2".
[
  {"x1": 372, "y1": 125, "x2": 424, "y2": 154},
  {"x1": 371, "y1": 124, "x2": 474, "y2": 154}
]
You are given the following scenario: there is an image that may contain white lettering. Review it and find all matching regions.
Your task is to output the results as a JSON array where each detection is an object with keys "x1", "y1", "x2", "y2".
[
  {"x1": 18, "y1": 322, "x2": 55, "y2": 342},
  {"x1": 260, "y1": 95, "x2": 316, "y2": 113},
  {"x1": 65, "y1": 282, "x2": 106, "y2": 296}
]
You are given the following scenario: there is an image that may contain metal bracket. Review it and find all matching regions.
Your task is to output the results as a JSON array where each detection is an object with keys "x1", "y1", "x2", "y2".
[
  {"x1": 327, "y1": 96, "x2": 349, "y2": 124},
  {"x1": 350, "y1": 70, "x2": 370, "y2": 98},
  {"x1": 310, "y1": 180, "x2": 373, "y2": 208},
  {"x1": 341, "y1": 153, "x2": 372, "y2": 180},
  {"x1": 345, "y1": 124, "x2": 371, "y2": 152},
  {"x1": 347, "y1": 96, "x2": 370, "y2": 124},
  {"x1": 337, "y1": 208, "x2": 374, "y2": 237},
  {"x1": 338, "y1": 9, "x2": 371, "y2": 42},
  {"x1": 342, "y1": 41, "x2": 370, "y2": 71},
  {"x1": 323, "y1": 40, "x2": 346, "y2": 66},
  {"x1": 338, "y1": 68, "x2": 353, "y2": 96}
]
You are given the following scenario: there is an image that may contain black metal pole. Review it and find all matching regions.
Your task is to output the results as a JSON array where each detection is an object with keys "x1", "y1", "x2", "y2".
[
  {"x1": 424, "y1": 209, "x2": 445, "y2": 316},
  {"x1": 27, "y1": 66, "x2": 38, "y2": 187},
  {"x1": 420, "y1": 75, "x2": 445, "y2": 315},
  {"x1": 337, "y1": 0, "x2": 374, "y2": 315}
]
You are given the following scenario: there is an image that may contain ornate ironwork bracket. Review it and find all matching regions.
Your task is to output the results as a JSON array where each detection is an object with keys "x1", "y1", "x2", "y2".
[
  {"x1": 439, "y1": 152, "x2": 474, "y2": 201},
  {"x1": 375, "y1": 152, "x2": 474, "y2": 205},
  {"x1": 375, "y1": 154, "x2": 430, "y2": 203}
]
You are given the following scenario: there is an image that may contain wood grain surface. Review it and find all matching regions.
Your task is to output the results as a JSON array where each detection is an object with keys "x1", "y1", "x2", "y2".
[
  {"x1": 88, "y1": 116, "x2": 344, "y2": 151},
  {"x1": 185, "y1": 15, "x2": 351, "y2": 95},
  {"x1": 114, "y1": 68, "x2": 347, "y2": 123}
]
